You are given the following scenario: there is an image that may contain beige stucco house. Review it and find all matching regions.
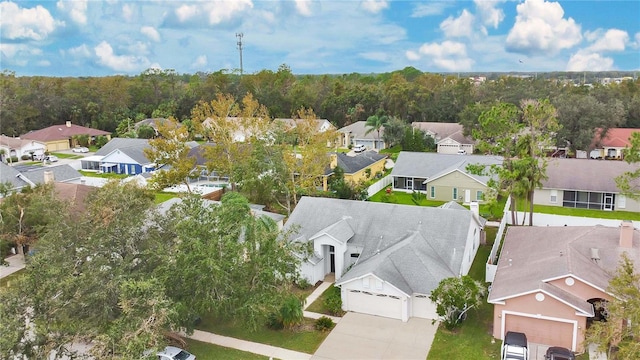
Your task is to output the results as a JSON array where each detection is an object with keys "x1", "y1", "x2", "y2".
[
  {"x1": 390, "y1": 152, "x2": 502, "y2": 203},
  {"x1": 338, "y1": 121, "x2": 386, "y2": 151},
  {"x1": 0, "y1": 135, "x2": 46, "y2": 161},
  {"x1": 533, "y1": 158, "x2": 640, "y2": 213},
  {"x1": 21, "y1": 121, "x2": 111, "y2": 152},
  {"x1": 412, "y1": 122, "x2": 476, "y2": 154},
  {"x1": 322, "y1": 151, "x2": 387, "y2": 191},
  {"x1": 488, "y1": 222, "x2": 639, "y2": 353},
  {"x1": 589, "y1": 128, "x2": 639, "y2": 159}
]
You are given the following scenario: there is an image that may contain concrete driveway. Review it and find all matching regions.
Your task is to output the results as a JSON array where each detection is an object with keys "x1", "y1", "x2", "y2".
[{"x1": 312, "y1": 312, "x2": 438, "y2": 360}]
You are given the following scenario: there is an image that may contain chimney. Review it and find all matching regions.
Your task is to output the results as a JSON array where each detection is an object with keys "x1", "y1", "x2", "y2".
[
  {"x1": 65, "y1": 121, "x2": 72, "y2": 128},
  {"x1": 43, "y1": 170, "x2": 55, "y2": 184},
  {"x1": 620, "y1": 220, "x2": 634, "y2": 248},
  {"x1": 469, "y1": 201, "x2": 480, "y2": 220},
  {"x1": 330, "y1": 153, "x2": 338, "y2": 169}
]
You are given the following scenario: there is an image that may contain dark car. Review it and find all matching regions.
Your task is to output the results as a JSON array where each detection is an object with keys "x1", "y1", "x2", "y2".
[
  {"x1": 501, "y1": 331, "x2": 529, "y2": 360},
  {"x1": 545, "y1": 346, "x2": 575, "y2": 360}
]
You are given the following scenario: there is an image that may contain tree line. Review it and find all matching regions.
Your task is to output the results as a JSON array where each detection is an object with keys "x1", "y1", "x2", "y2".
[{"x1": 2, "y1": 67, "x2": 639, "y2": 153}]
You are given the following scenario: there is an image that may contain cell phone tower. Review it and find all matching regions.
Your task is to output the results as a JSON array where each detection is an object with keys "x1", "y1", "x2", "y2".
[{"x1": 236, "y1": 32, "x2": 244, "y2": 76}]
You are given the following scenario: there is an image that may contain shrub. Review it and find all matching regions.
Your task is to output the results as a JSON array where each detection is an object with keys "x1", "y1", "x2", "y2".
[
  {"x1": 315, "y1": 316, "x2": 335, "y2": 331},
  {"x1": 21, "y1": 154, "x2": 31, "y2": 160},
  {"x1": 9, "y1": 156, "x2": 19, "y2": 163},
  {"x1": 266, "y1": 312, "x2": 284, "y2": 330},
  {"x1": 267, "y1": 295, "x2": 304, "y2": 330},
  {"x1": 295, "y1": 277, "x2": 312, "y2": 290},
  {"x1": 323, "y1": 286, "x2": 343, "y2": 316}
]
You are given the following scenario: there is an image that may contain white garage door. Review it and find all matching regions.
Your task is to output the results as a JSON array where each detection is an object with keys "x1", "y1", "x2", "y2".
[
  {"x1": 346, "y1": 290, "x2": 403, "y2": 320},
  {"x1": 411, "y1": 295, "x2": 438, "y2": 319},
  {"x1": 438, "y1": 144, "x2": 459, "y2": 154}
]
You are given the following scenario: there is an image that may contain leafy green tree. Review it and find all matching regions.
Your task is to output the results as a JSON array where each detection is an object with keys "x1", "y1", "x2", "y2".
[
  {"x1": 382, "y1": 116, "x2": 407, "y2": 148},
  {"x1": 277, "y1": 295, "x2": 304, "y2": 330},
  {"x1": 94, "y1": 135, "x2": 109, "y2": 148},
  {"x1": 116, "y1": 117, "x2": 136, "y2": 137},
  {"x1": 615, "y1": 132, "x2": 640, "y2": 200},
  {"x1": 429, "y1": 276, "x2": 486, "y2": 330},
  {"x1": 401, "y1": 127, "x2": 429, "y2": 152},
  {"x1": 329, "y1": 166, "x2": 355, "y2": 199},
  {"x1": 137, "y1": 124, "x2": 156, "y2": 139},
  {"x1": 365, "y1": 112, "x2": 389, "y2": 141},
  {"x1": 586, "y1": 253, "x2": 640, "y2": 360}
]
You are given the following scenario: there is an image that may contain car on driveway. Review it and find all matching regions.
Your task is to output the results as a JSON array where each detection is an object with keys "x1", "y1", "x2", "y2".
[
  {"x1": 353, "y1": 144, "x2": 366, "y2": 153},
  {"x1": 72, "y1": 147, "x2": 89, "y2": 153},
  {"x1": 501, "y1": 331, "x2": 528, "y2": 360},
  {"x1": 156, "y1": 346, "x2": 196, "y2": 360},
  {"x1": 44, "y1": 155, "x2": 59, "y2": 162},
  {"x1": 545, "y1": 346, "x2": 575, "y2": 360}
]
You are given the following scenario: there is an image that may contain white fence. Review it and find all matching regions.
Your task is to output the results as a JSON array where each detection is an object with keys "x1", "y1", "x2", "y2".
[
  {"x1": 486, "y1": 196, "x2": 511, "y2": 283},
  {"x1": 508, "y1": 212, "x2": 640, "y2": 229},
  {"x1": 366, "y1": 175, "x2": 393, "y2": 198}
]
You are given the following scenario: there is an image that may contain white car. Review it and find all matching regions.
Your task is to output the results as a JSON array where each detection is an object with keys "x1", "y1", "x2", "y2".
[
  {"x1": 353, "y1": 144, "x2": 367, "y2": 153},
  {"x1": 44, "y1": 155, "x2": 59, "y2": 162},
  {"x1": 156, "y1": 346, "x2": 196, "y2": 360},
  {"x1": 72, "y1": 147, "x2": 89, "y2": 153}
]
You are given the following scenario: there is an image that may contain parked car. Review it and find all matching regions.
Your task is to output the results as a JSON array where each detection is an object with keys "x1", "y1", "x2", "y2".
[
  {"x1": 156, "y1": 346, "x2": 196, "y2": 360},
  {"x1": 353, "y1": 144, "x2": 366, "y2": 153},
  {"x1": 545, "y1": 346, "x2": 575, "y2": 360},
  {"x1": 501, "y1": 331, "x2": 528, "y2": 360},
  {"x1": 72, "y1": 146, "x2": 89, "y2": 153},
  {"x1": 44, "y1": 155, "x2": 58, "y2": 162},
  {"x1": 457, "y1": 149, "x2": 467, "y2": 155}
]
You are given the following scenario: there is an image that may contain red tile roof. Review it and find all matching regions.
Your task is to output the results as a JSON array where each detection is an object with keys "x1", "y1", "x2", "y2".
[
  {"x1": 595, "y1": 128, "x2": 640, "y2": 148},
  {"x1": 21, "y1": 123, "x2": 110, "y2": 142}
]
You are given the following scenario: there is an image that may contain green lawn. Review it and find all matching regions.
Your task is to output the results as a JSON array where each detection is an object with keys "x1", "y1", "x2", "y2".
[
  {"x1": 528, "y1": 204, "x2": 640, "y2": 221},
  {"x1": 0, "y1": 269, "x2": 24, "y2": 289},
  {"x1": 368, "y1": 190, "x2": 447, "y2": 207},
  {"x1": 184, "y1": 339, "x2": 268, "y2": 360},
  {"x1": 305, "y1": 285, "x2": 345, "y2": 316},
  {"x1": 51, "y1": 152, "x2": 83, "y2": 159},
  {"x1": 427, "y1": 230, "x2": 501, "y2": 360},
  {"x1": 195, "y1": 316, "x2": 328, "y2": 354},
  {"x1": 154, "y1": 192, "x2": 178, "y2": 204},
  {"x1": 79, "y1": 170, "x2": 128, "y2": 179}
]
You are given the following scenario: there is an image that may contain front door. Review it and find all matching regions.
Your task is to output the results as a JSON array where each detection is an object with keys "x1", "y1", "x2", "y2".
[
  {"x1": 407, "y1": 178, "x2": 413, "y2": 190},
  {"x1": 329, "y1": 246, "x2": 335, "y2": 272},
  {"x1": 603, "y1": 193, "x2": 615, "y2": 211},
  {"x1": 464, "y1": 189, "x2": 471, "y2": 203}
]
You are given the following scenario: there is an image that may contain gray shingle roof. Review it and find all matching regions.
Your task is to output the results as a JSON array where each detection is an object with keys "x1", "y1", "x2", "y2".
[
  {"x1": 543, "y1": 158, "x2": 640, "y2": 193},
  {"x1": 0, "y1": 163, "x2": 30, "y2": 189},
  {"x1": 22, "y1": 165, "x2": 82, "y2": 184},
  {"x1": 337, "y1": 121, "x2": 383, "y2": 140},
  {"x1": 325, "y1": 151, "x2": 387, "y2": 175},
  {"x1": 412, "y1": 122, "x2": 475, "y2": 145},
  {"x1": 285, "y1": 197, "x2": 477, "y2": 295},
  {"x1": 488, "y1": 225, "x2": 640, "y2": 303},
  {"x1": 391, "y1": 152, "x2": 502, "y2": 184},
  {"x1": 95, "y1": 138, "x2": 150, "y2": 156}
]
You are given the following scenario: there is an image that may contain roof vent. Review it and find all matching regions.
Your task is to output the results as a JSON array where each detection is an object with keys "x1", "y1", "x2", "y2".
[{"x1": 590, "y1": 248, "x2": 600, "y2": 263}]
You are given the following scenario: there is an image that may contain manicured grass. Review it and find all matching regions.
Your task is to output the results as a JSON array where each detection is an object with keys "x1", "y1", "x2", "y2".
[
  {"x1": 154, "y1": 192, "x2": 178, "y2": 204},
  {"x1": 184, "y1": 339, "x2": 268, "y2": 360},
  {"x1": 0, "y1": 269, "x2": 24, "y2": 289},
  {"x1": 51, "y1": 152, "x2": 83, "y2": 159},
  {"x1": 368, "y1": 190, "x2": 447, "y2": 207},
  {"x1": 305, "y1": 284, "x2": 345, "y2": 316},
  {"x1": 196, "y1": 316, "x2": 328, "y2": 354},
  {"x1": 336, "y1": 148, "x2": 350, "y2": 153},
  {"x1": 79, "y1": 170, "x2": 128, "y2": 179},
  {"x1": 379, "y1": 145, "x2": 401, "y2": 154},
  {"x1": 531, "y1": 204, "x2": 640, "y2": 221},
  {"x1": 576, "y1": 352, "x2": 589, "y2": 360},
  {"x1": 428, "y1": 229, "x2": 501, "y2": 360}
]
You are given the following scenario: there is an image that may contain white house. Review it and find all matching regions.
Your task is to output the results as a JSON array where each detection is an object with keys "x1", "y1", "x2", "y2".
[
  {"x1": 0, "y1": 135, "x2": 46, "y2": 161},
  {"x1": 412, "y1": 122, "x2": 476, "y2": 154},
  {"x1": 285, "y1": 197, "x2": 485, "y2": 322},
  {"x1": 337, "y1": 121, "x2": 386, "y2": 150}
]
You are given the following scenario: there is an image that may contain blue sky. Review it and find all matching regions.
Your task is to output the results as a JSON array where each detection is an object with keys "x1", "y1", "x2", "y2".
[{"x1": 1, "y1": 0, "x2": 639, "y2": 77}]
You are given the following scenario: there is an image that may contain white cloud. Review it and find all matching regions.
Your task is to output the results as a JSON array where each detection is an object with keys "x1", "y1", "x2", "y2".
[
  {"x1": 440, "y1": 9, "x2": 475, "y2": 38},
  {"x1": 634, "y1": 32, "x2": 640, "y2": 49},
  {"x1": 567, "y1": 51, "x2": 614, "y2": 71},
  {"x1": 174, "y1": 0, "x2": 253, "y2": 25},
  {"x1": 361, "y1": 0, "x2": 388, "y2": 14},
  {"x1": 0, "y1": 2, "x2": 61, "y2": 41},
  {"x1": 587, "y1": 29, "x2": 628, "y2": 52},
  {"x1": 407, "y1": 41, "x2": 474, "y2": 71},
  {"x1": 175, "y1": 4, "x2": 198, "y2": 22},
  {"x1": 141, "y1": 26, "x2": 161, "y2": 42},
  {"x1": 474, "y1": 0, "x2": 505, "y2": 29},
  {"x1": 94, "y1": 41, "x2": 150, "y2": 72},
  {"x1": 122, "y1": 4, "x2": 135, "y2": 22},
  {"x1": 191, "y1": 55, "x2": 208, "y2": 68},
  {"x1": 68, "y1": 44, "x2": 92, "y2": 58},
  {"x1": 359, "y1": 51, "x2": 390, "y2": 62},
  {"x1": 411, "y1": 2, "x2": 453, "y2": 18},
  {"x1": 295, "y1": 0, "x2": 313, "y2": 16},
  {"x1": 37, "y1": 60, "x2": 51, "y2": 67},
  {"x1": 56, "y1": 0, "x2": 88, "y2": 25},
  {"x1": 506, "y1": 0, "x2": 582, "y2": 55}
]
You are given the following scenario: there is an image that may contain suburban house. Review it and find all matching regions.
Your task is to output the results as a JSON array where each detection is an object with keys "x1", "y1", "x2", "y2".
[
  {"x1": 411, "y1": 122, "x2": 476, "y2": 154},
  {"x1": 80, "y1": 138, "x2": 154, "y2": 175},
  {"x1": 21, "y1": 121, "x2": 111, "y2": 152},
  {"x1": 134, "y1": 118, "x2": 182, "y2": 136},
  {"x1": 275, "y1": 118, "x2": 335, "y2": 133},
  {"x1": 391, "y1": 152, "x2": 502, "y2": 203},
  {"x1": 0, "y1": 135, "x2": 46, "y2": 161},
  {"x1": 0, "y1": 163, "x2": 82, "y2": 193},
  {"x1": 589, "y1": 128, "x2": 639, "y2": 159},
  {"x1": 533, "y1": 158, "x2": 640, "y2": 212},
  {"x1": 322, "y1": 151, "x2": 387, "y2": 191},
  {"x1": 488, "y1": 222, "x2": 639, "y2": 352},
  {"x1": 285, "y1": 197, "x2": 485, "y2": 322},
  {"x1": 338, "y1": 121, "x2": 386, "y2": 151}
]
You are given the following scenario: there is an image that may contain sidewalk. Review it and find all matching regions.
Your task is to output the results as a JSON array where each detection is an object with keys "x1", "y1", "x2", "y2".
[
  {"x1": 186, "y1": 330, "x2": 312, "y2": 360},
  {"x1": 303, "y1": 281, "x2": 343, "y2": 323},
  {"x1": 1, "y1": 254, "x2": 26, "y2": 279}
]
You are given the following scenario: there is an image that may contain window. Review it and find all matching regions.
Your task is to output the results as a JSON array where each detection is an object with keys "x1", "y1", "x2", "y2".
[
  {"x1": 550, "y1": 190, "x2": 558, "y2": 203},
  {"x1": 453, "y1": 188, "x2": 458, "y2": 200},
  {"x1": 476, "y1": 190, "x2": 484, "y2": 201},
  {"x1": 350, "y1": 253, "x2": 360, "y2": 258},
  {"x1": 430, "y1": 186, "x2": 435, "y2": 198},
  {"x1": 619, "y1": 195, "x2": 627, "y2": 209}
]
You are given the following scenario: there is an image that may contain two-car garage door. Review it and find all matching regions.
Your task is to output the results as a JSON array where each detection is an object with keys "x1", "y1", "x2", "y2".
[
  {"x1": 345, "y1": 290, "x2": 403, "y2": 320},
  {"x1": 505, "y1": 314, "x2": 575, "y2": 350}
]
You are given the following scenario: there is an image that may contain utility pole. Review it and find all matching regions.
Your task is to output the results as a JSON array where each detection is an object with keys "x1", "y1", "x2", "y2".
[{"x1": 236, "y1": 32, "x2": 244, "y2": 76}]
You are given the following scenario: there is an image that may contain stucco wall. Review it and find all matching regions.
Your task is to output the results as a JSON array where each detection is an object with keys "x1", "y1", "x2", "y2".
[
  {"x1": 426, "y1": 171, "x2": 488, "y2": 203},
  {"x1": 547, "y1": 277, "x2": 611, "y2": 302},
  {"x1": 345, "y1": 158, "x2": 386, "y2": 185}
]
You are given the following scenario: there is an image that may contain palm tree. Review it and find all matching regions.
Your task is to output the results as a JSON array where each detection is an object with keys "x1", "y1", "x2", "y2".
[{"x1": 365, "y1": 113, "x2": 389, "y2": 143}]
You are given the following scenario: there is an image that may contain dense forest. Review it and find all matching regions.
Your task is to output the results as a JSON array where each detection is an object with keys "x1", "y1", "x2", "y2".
[{"x1": 1, "y1": 67, "x2": 639, "y2": 150}]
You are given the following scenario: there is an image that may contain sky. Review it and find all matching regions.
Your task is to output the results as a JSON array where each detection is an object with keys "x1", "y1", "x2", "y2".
[{"x1": 1, "y1": 0, "x2": 639, "y2": 77}]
